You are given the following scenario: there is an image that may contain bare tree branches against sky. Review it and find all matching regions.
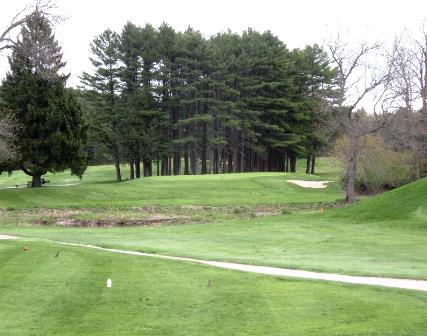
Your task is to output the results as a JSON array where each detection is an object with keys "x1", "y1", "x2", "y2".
[{"x1": 1, "y1": 0, "x2": 426, "y2": 105}]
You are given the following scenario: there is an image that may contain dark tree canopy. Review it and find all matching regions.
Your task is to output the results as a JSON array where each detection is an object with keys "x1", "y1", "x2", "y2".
[
  {"x1": 80, "y1": 23, "x2": 337, "y2": 179},
  {"x1": 1, "y1": 12, "x2": 87, "y2": 187}
]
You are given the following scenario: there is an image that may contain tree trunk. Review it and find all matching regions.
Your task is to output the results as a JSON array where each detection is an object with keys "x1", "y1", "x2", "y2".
[
  {"x1": 240, "y1": 132, "x2": 245, "y2": 172},
  {"x1": 233, "y1": 150, "x2": 238, "y2": 173},
  {"x1": 289, "y1": 152, "x2": 297, "y2": 173},
  {"x1": 173, "y1": 151, "x2": 181, "y2": 175},
  {"x1": 184, "y1": 151, "x2": 190, "y2": 175},
  {"x1": 31, "y1": 174, "x2": 42, "y2": 188},
  {"x1": 114, "y1": 160, "x2": 122, "y2": 182},
  {"x1": 410, "y1": 151, "x2": 420, "y2": 181},
  {"x1": 201, "y1": 144, "x2": 207, "y2": 174},
  {"x1": 227, "y1": 149, "x2": 233, "y2": 173},
  {"x1": 285, "y1": 155, "x2": 290, "y2": 172},
  {"x1": 135, "y1": 158, "x2": 141, "y2": 178},
  {"x1": 129, "y1": 160, "x2": 135, "y2": 180},
  {"x1": 201, "y1": 123, "x2": 208, "y2": 174},
  {"x1": 346, "y1": 140, "x2": 358, "y2": 203},
  {"x1": 213, "y1": 147, "x2": 219, "y2": 174},
  {"x1": 306, "y1": 154, "x2": 311, "y2": 174},
  {"x1": 310, "y1": 155, "x2": 316, "y2": 174},
  {"x1": 190, "y1": 150, "x2": 198, "y2": 175},
  {"x1": 143, "y1": 159, "x2": 152, "y2": 177}
]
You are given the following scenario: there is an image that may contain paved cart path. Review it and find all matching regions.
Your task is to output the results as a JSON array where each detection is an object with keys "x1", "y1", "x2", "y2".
[{"x1": 59, "y1": 241, "x2": 427, "y2": 292}]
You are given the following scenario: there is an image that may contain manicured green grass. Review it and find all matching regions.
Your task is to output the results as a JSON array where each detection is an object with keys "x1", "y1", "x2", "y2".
[
  {"x1": 3, "y1": 212, "x2": 426, "y2": 280},
  {"x1": 0, "y1": 158, "x2": 344, "y2": 209},
  {"x1": 1, "y1": 239, "x2": 427, "y2": 336},
  {"x1": 0, "y1": 160, "x2": 426, "y2": 280}
]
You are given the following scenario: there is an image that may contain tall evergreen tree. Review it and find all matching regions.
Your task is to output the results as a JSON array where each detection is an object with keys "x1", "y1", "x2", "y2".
[
  {"x1": 80, "y1": 29, "x2": 123, "y2": 181},
  {"x1": 293, "y1": 45, "x2": 336, "y2": 174},
  {"x1": 1, "y1": 12, "x2": 87, "y2": 187},
  {"x1": 78, "y1": 23, "x2": 337, "y2": 177}
]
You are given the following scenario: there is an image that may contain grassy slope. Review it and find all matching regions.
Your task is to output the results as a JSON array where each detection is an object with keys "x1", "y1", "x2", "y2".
[
  {"x1": 0, "y1": 159, "x2": 343, "y2": 208},
  {"x1": 1, "y1": 240, "x2": 427, "y2": 336},
  {"x1": 330, "y1": 176, "x2": 427, "y2": 221}
]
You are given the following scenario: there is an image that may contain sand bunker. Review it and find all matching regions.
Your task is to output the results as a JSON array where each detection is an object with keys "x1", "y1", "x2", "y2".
[
  {"x1": 0, "y1": 234, "x2": 18, "y2": 240},
  {"x1": 287, "y1": 180, "x2": 332, "y2": 189}
]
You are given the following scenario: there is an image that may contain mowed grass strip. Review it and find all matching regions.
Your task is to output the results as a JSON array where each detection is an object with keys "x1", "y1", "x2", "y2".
[{"x1": 1, "y1": 240, "x2": 427, "y2": 336}]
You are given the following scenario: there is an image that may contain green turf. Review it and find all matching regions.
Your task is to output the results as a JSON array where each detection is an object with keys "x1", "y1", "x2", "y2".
[
  {"x1": 0, "y1": 158, "x2": 343, "y2": 209},
  {"x1": 0, "y1": 160, "x2": 426, "y2": 280},
  {"x1": 2, "y1": 211, "x2": 425, "y2": 279},
  {"x1": 329, "y1": 176, "x2": 427, "y2": 221},
  {"x1": 1, "y1": 239, "x2": 426, "y2": 336}
]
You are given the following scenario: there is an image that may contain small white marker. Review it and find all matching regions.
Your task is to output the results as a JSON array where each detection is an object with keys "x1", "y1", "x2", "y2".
[{"x1": 107, "y1": 278, "x2": 112, "y2": 288}]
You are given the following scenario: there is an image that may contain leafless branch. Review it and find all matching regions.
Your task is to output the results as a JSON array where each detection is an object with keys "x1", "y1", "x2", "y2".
[{"x1": 0, "y1": 0, "x2": 60, "y2": 53}]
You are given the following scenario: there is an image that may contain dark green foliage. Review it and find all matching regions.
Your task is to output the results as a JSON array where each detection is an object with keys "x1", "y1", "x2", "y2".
[
  {"x1": 1, "y1": 12, "x2": 87, "y2": 186},
  {"x1": 79, "y1": 23, "x2": 336, "y2": 177},
  {"x1": 80, "y1": 29, "x2": 123, "y2": 181}
]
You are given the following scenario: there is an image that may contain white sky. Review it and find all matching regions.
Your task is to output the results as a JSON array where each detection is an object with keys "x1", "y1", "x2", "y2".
[{"x1": 1, "y1": 0, "x2": 427, "y2": 108}]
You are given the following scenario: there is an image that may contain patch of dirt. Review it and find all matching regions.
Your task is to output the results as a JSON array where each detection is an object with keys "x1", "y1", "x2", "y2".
[
  {"x1": 46, "y1": 215, "x2": 186, "y2": 227},
  {"x1": 18, "y1": 208, "x2": 84, "y2": 218},
  {"x1": 181, "y1": 205, "x2": 213, "y2": 210},
  {"x1": 253, "y1": 210, "x2": 281, "y2": 217},
  {"x1": 251, "y1": 206, "x2": 282, "y2": 217}
]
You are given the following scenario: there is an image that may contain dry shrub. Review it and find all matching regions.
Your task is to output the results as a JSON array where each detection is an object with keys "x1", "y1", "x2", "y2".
[{"x1": 335, "y1": 135, "x2": 411, "y2": 193}]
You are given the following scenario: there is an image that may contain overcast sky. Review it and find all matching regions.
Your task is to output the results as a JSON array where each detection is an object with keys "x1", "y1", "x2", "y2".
[{"x1": 1, "y1": 0, "x2": 427, "y2": 92}]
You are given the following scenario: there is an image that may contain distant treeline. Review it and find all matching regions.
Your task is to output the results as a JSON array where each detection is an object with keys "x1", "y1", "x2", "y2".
[{"x1": 78, "y1": 23, "x2": 337, "y2": 181}]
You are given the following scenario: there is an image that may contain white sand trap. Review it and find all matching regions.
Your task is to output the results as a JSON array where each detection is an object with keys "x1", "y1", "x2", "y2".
[
  {"x1": 287, "y1": 180, "x2": 332, "y2": 188},
  {"x1": 0, "y1": 234, "x2": 18, "y2": 240}
]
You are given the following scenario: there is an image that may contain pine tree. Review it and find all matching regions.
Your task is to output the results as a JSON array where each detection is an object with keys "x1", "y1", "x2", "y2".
[
  {"x1": 293, "y1": 45, "x2": 336, "y2": 174},
  {"x1": 80, "y1": 29, "x2": 123, "y2": 181},
  {"x1": 1, "y1": 12, "x2": 87, "y2": 187}
]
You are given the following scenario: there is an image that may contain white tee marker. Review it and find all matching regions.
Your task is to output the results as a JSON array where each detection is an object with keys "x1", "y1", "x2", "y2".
[{"x1": 106, "y1": 278, "x2": 112, "y2": 288}]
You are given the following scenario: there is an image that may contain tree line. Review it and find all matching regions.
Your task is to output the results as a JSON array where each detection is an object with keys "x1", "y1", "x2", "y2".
[
  {"x1": 79, "y1": 23, "x2": 336, "y2": 181},
  {"x1": 0, "y1": 4, "x2": 425, "y2": 204}
]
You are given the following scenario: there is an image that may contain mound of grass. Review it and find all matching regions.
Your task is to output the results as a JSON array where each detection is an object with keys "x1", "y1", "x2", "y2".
[
  {"x1": 329, "y1": 177, "x2": 427, "y2": 221},
  {"x1": 1, "y1": 240, "x2": 427, "y2": 336}
]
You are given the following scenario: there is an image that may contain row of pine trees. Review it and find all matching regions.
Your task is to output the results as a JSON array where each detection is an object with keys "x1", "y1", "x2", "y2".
[{"x1": 80, "y1": 23, "x2": 337, "y2": 181}]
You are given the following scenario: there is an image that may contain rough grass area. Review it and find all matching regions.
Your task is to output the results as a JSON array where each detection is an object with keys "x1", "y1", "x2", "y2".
[{"x1": 1, "y1": 240, "x2": 427, "y2": 336}]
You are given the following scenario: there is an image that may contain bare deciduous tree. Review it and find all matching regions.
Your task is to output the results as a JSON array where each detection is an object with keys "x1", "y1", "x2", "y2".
[
  {"x1": 0, "y1": 0, "x2": 58, "y2": 53},
  {"x1": 328, "y1": 37, "x2": 390, "y2": 203},
  {"x1": 386, "y1": 30, "x2": 427, "y2": 180}
]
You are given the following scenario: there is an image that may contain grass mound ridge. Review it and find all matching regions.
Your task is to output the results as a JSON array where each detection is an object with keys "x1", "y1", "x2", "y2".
[{"x1": 332, "y1": 177, "x2": 427, "y2": 221}]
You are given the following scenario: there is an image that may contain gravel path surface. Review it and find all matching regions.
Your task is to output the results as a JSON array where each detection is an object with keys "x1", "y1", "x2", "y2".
[{"x1": 60, "y1": 242, "x2": 427, "y2": 292}]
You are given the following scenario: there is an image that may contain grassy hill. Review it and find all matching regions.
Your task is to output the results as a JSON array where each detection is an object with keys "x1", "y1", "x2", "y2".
[{"x1": 329, "y1": 177, "x2": 427, "y2": 221}]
